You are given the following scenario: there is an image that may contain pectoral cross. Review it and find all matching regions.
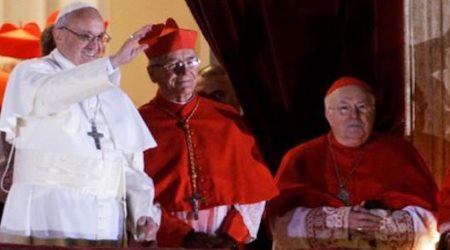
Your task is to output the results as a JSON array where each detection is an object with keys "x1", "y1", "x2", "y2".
[
  {"x1": 87, "y1": 122, "x2": 104, "y2": 150},
  {"x1": 337, "y1": 186, "x2": 350, "y2": 206},
  {"x1": 186, "y1": 192, "x2": 205, "y2": 220}
]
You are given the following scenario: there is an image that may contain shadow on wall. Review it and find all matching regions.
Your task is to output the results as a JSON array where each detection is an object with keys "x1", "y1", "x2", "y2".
[{"x1": 412, "y1": 28, "x2": 450, "y2": 186}]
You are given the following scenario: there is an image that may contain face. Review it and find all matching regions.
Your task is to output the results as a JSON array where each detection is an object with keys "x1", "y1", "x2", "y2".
[
  {"x1": 147, "y1": 49, "x2": 200, "y2": 102},
  {"x1": 325, "y1": 85, "x2": 375, "y2": 147},
  {"x1": 53, "y1": 8, "x2": 107, "y2": 65},
  {"x1": 196, "y1": 74, "x2": 240, "y2": 109}
]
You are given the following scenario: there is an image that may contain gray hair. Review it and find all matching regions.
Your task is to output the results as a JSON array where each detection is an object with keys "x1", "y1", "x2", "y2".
[{"x1": 324, "y1": 88, "x2": 376, "y2": 110}]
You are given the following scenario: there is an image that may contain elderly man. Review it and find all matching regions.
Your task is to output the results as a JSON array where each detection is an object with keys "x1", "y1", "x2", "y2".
[
  {"x1": 267, "y1": 76, "x2": 439, "y2": 249},
  {"x1": 0, "y1": 2, "x2": 160, "y2": 247},
  {"x1": 138, "y1": 18, "x2": 277, "y2": 248}
]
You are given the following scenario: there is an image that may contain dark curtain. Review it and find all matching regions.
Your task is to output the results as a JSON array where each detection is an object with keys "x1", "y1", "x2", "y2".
[{"x1": 186, "y1": 0, "x2": 405, "y2": 174}]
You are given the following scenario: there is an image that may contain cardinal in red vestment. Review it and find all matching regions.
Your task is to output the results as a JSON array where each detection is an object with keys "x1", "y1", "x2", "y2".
[
  {"x1": 266, "y1": 76, "x2": 439, "y2": 250},
  {"x1": 138, "y1": 18, "x2": 278, "y2": 248},
  {"x1": 0, "y1": 21, "x2": 41, "y2": 105}
]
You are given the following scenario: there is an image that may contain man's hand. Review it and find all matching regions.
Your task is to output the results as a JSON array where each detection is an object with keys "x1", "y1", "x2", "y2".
[
  {"x1": 109, "y1": 24, "x2": 152, "y2": 68},
  {"x1": 135, "y1": 216, "x2": 159, "y2": 242},
  {"x1": 348, "y1": 205, "x2": 382, "y2": 240}
]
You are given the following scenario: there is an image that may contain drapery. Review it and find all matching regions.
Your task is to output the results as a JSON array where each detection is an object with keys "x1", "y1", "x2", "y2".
[{"x1": 186, "y1": 0, "x2": 405, "y2": 173}]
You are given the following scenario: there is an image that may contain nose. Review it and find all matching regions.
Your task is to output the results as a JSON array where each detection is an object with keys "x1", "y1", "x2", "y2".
[
  {"x1": 86, "y1": 38, "x2": 101, "y2": 47},
  {"x1": 349, "y1": 107, "x2": 362, "y2": 118},
  {"x1": 86, "y1": 39, "x2": 104, "y2": 52},
  {"x1": 173, "y1": 64, "x2": 187, "y2": 75}
]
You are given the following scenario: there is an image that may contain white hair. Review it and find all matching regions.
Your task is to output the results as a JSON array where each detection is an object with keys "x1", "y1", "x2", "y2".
[{"x1": 323, "y1": 87, "x2": 376, "y2": 110}]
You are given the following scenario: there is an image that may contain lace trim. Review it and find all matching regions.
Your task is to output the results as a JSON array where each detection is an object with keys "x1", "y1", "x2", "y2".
[
  {"x1": 306, "y1": 207, "x2": 350, "y2": 248},
  {"x1": 306, "y1": 207, "x2": 415, "y2": 249},
  {"x1": 376, "y1": 210, "x2": 414, "y2": 250}
]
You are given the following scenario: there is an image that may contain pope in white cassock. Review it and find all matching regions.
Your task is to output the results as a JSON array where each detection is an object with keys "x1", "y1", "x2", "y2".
[{"x1": 0, "y1": 2, "x2": 161, "y2": 247}]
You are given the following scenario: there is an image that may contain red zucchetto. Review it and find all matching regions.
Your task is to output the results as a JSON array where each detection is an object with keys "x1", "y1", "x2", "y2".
[
  {"x1": 326, "y1": 76, "x2": 372, "y2": 97},
  {"x1": 46, "y1": 10, "x2": 59, "y2": 27},
  {"x1": 0, "y1": 22, "x2": 41, "y2": 59},
  {"x1": 139, "y1": 18, "x2": 197, "y2": 59}
]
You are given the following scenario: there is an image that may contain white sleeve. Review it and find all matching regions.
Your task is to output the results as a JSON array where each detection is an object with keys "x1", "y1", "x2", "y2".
[
  {"x1": 270, "y1": 207, "x2": 309, "y2": 241},
  {"x1": 234, "y1": 201, "x2": 266, "y2": 242},
  {"x1": 270, "y1": 207, "x2": 313, "y2": 249},
  {"x1": 401, "y1": 206, "x2": 439, "y2": 250},
  {"x1": 364, "y1": 205, "x2": 438, "y2": 249},
  {"x1": 124, "y1": 152, "x2": 161, "y2": 240},
  {"x1": 32, "y1": 58, "x2": 117, "y2": 116},
  {"x1": 270, "y1": 206, "x2": 351, "y2": 249},
  {"x1": 105, "y1": 58, "x2": 120, "y2": 86}
]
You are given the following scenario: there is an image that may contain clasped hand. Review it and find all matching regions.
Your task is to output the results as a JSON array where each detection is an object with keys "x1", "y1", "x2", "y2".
[{"x1": 348, "y1": 204, "x2": 383, "y2": 240}]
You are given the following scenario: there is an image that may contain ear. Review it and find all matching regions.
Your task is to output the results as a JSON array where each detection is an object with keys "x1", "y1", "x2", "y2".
[
  {"x1": 324, "y1": 97, "x2": 332, "y2": 124},
  {"x1": 52, "y1": 27, "x2": 63, "y2": 45},
  {"x1": 146, "y1": 65, "x2": 158, "y2": 84},
  {"x1": 325, "y1": 107, "x2": 332, "y2": 125}
]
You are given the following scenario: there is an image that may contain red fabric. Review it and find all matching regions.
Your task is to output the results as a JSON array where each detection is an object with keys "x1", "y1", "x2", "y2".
[
  {"x1": 156, "y1": 210, "x2": 193, "y2": 247},
  {"x1": 326, "y1": 76, "x2": 372, "y2": 96},
  {"x1": 0, "y1": 22, "x2": 41, "y2": 59},
  {"x1": 438, "y1": 169, "x2": 450, "y2": 226},
  {"x1": 0, "y1": 243, "x2": 175, "y2": 250},
  {"x1": 139, "y1": 18, "x2": 197, "y2": 59},
  {"x1": 219, "y1": 208, "x2": 251, "y2": 243},
  {"x1": 46, "y1": 10, "x2": 59, "y2": 26},
  {"x1": 267, "y1": 132, "x2": 438, "y2": 218},
  {"x1": 139, "y1": 93, "x2": 278, "y2": 246},
  {"x1": 0, "y1": 70, "x2": 8, "y2": 106}
]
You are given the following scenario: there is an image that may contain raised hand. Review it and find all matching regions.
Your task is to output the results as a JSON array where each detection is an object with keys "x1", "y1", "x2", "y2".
[{"x1": 109, "y1": 24, "x2": 152, "y2": 68}]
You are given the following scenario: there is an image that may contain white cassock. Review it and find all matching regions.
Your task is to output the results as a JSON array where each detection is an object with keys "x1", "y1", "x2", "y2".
[{"x1": 0, "y1": 49, "x2": 161, "y2": 245}]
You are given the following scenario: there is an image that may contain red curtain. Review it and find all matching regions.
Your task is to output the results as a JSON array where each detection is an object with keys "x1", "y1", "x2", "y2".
[{"x1": 186, "y1": 0, "x2": 405, "y2": 173}]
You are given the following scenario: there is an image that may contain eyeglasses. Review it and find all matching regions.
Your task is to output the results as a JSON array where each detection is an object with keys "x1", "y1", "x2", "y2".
[
  {"x1": 329, "y1": 103, "x2": 372, "y2": 116},
  {"x1": 151, "y1": 57, "x2": 201, "y2": 72},
  {"x1": 59, "y1": 26, "x2": 111, "y2": 44}
]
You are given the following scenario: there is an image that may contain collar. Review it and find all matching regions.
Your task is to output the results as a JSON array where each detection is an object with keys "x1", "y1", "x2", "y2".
[
  {"x1": 153, "y1": 90, "x2": 200, "y2": 118},
  {"x1": 49, "y1": 49, "x2": 76, "y2": 70},
  {"x1": 328, "y1": 131, "x2": 367, "y2": 153}
]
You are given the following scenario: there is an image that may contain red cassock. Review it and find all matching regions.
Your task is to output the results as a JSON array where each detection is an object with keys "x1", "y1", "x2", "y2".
[
  {"x1": 139, "y1": 93, "x2": 278, "y2": 246},
  {"x1": 267, "y1": 132, "x2": 438, "y2": 218},
  {"x1": 0, "y1": 70, "x2": 7, "y2": 106},
  {"x1": 438, "y1": 167, "x2": 450, "y2": 227}
]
